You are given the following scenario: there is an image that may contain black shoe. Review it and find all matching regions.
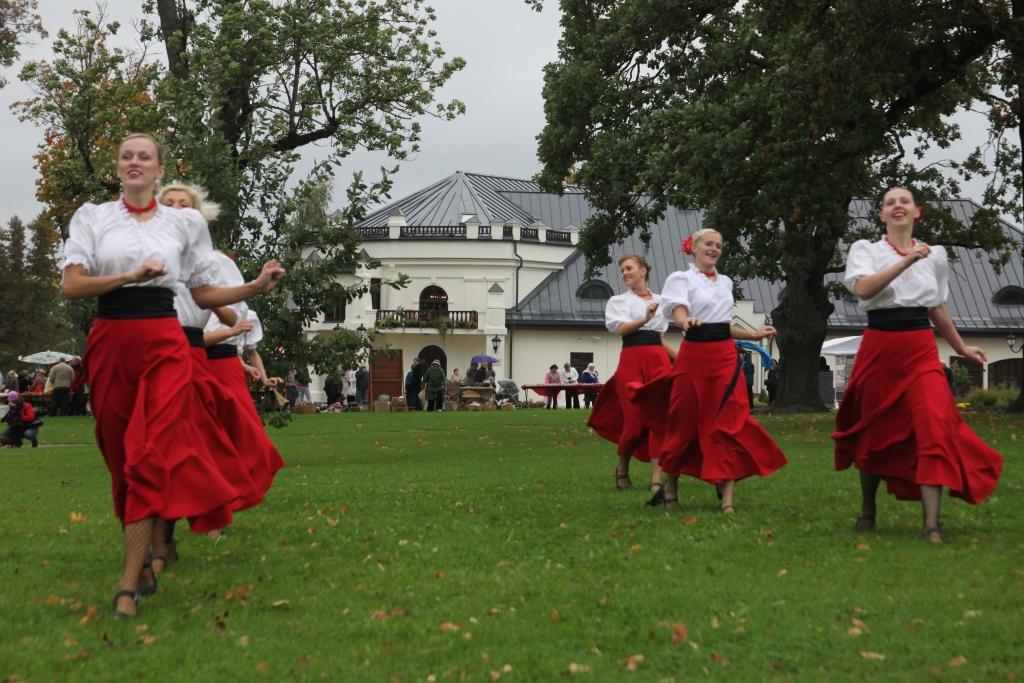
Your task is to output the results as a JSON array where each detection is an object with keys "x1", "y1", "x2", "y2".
[
  {"x1": 112, "y1": 590, "x2": 138, "y2": 618},
  {"x1": 853, "y1": 513, "x2": 875, "y2": 533},
  {"x1": 138, "y1": 561, "x2": 159, "y2": 596},
  {"x1": 646, "y1": 487, "x2": 666, "y2": 507},
  {"x1": 714, "y1": 484, "x2": 724, "y2": 501}
]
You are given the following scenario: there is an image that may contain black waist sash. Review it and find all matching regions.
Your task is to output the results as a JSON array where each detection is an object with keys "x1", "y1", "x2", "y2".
[
  {"x1": 622, "y1": 330, "x2": 662, "y2": 348},
  {"x1": 867, "y1": 307, "x2": 930, "y2": 331},
  {"x1": 684, "y1": 322, "x2": 731, "y2": 342},
  {"x1": 181, "y1": 326, "x2": 204, "y2": 348},
  {"x1": 206, "y1": 344, "x2": 238, "y2": 360},
  {"x1": 97, "y1": 286, "x2": 176, "y2": 319}
]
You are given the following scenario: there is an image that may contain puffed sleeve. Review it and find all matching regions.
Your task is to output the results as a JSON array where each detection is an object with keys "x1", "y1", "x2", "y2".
[
  {"x1": 213, "y1": 252, "x2": 249, "y2": 319},
  {"x1": 659, "y1": 271, "x2": 691, "y2": 317},
  {"x1": 931, "y1": 245, "x2": 950, "y2": 304},
  {"x1": 242, "y1": 310, "x2": 264, "y2": 349},
  {"x1": 62, "y1": 204, "x2": 99, "y2": 272},
  {"x1": 605, "y1": 295, "x2": 630, "y2": 334},
  {"x1": 179, "y1": 208, "x2": 217, "y2": 289},
  {"x1": 843, "y1": 240, "x2": 874, "y2": 294}
]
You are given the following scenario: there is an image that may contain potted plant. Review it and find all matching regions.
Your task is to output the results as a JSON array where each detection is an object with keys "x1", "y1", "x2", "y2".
[{"x1": 374, "y1": 393, "x2": 392, "y2": 413}]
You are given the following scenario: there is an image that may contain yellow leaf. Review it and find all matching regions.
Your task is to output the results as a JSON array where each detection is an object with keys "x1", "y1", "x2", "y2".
[
  {"x1": 44, "y1": 594, "x2": 60, "y2": 606},
  {"x1": 711, "y1": 616, "x2": 720, "y2": 629},
  {"x1": 224, "y1": 584, "x2": 253, "y2": 601},
  {"x1": 69, "y1": 512, "x2": 88, "y2": 524},
  {"x1": 948, "y1": 656, "x2": 967, "y2": 667},
  {"x1": 78, "y1": 605, "x2": 97, "y2": 625},
  {"x1": 550, "y1": 608, "x2": 560, "y2": 622},
  {"x1": 567, "y1": 662, "x2": 590, "y2": 674},
  {"x1": 859, "y1": 651, "x2": 886, "y2": 661},
  {"x1": 777, "y1": 568, "x2": 788, "y2": 577},
  {"x1": 439, "y1": 621, "x2": 461, "y2": 632}
]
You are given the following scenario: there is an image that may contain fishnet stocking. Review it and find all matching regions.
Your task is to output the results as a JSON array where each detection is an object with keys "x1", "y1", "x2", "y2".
[
  {"x1": 151, "y1": 519, "x2": 175, "y2": 571},
  {"x1": 116, "y1": 517, "x2": 155, "y2": 616}
]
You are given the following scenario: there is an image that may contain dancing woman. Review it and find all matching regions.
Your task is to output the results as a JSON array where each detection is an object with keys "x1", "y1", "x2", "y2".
[
  {"x1": 62, "y1": 133, "x2": 284, "y2": 617},
  {"x1": 587, "y1": 255, "x2": 672, "y2": 493},
  {"x1": 832, "y1": 187, "x2": 1003, "y2": 543},
  {"x1": 635, "y1": 229, "x2": 786, "y2": 510}
]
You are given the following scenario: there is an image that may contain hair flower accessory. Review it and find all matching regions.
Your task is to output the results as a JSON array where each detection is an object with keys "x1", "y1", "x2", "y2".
[
  {"x1": 682, "y1": 234, "x2": 694, "y2": 255},
  {"x1": 914, "y1": 204, "x2": 924, "y2": 224}
]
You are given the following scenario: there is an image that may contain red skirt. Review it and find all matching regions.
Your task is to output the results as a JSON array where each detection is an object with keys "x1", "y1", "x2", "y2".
[
  {"x1": 84, "y1": 318, "x2": 238, "y2": 531},
  {"x1": 832, "y1": 328, "x2": 1002, "y2": 504},
  {"x1": 588, "y1": 344, "x2": 671, "y2": 461},
  {"x1": 633, "y1": 339, "x2": 787, "y2": 483},
  {"x1": 206, "y1": 356, "x2": 285, "y2": 498},
  {"x1": 188, "y1": 347, "x2": 267, "y2": 511}
]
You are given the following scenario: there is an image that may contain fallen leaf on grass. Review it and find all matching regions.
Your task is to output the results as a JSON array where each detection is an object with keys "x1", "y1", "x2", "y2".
[
  {"x1": 906, "y1": 618, "x2": 925, "y2": 631},
  {"x1": 138, "y1": 634, "x2": 157, "y2": 645},
  {"x1": 859, "y1": 651, "x2": 886, "y2": 661},
  {"x1": 69, "y1": 512, "x2": 88, "y2": 524},
  {"x1": 238, "y1": 635, "x2": 251, "y2": 647},
  {"x1": 711, "y1": 616, "x2": 720, "y2": 629},
  {"x1": 660, "y1": 621, "x2": 687, "y2": 644},
  {"x1": 567, "y1": 662, "x2": 590, "y2": 674},
  {"x1": 963, "y1": 610, "x2": 981, "y2": 618},
  {"x1": 711, "y1": 651, "x2": 729, "y2": 665},
  {"x1": 44, "y1": 594, "x2": 60, "y2": 606},
  {"x1": 371, "y1": 610, "x2": 389, "y2": 621},
  {"x1": 225, "y1": 584, "x2": 253, "y2": 602},
  {"x1": 856, "y1": 543, "x2": 870, "y2": 550},
  {"x1": 78, "y1": 605, "x2": 98, "y2": 625},
  {"x1": 760, "y1": 528, "x2": 775, "y2": 543},
  {"x1": 948, "y1": 656, "x2": 967, "y2": 667},
  {"x1": 681, "y1": 515, "x2": 698, "y2": 526},
  {"x1": 271, "y1": 600, "x2": 290, "y2": 609},
  {"x1": 324, "y1": 517, "x2": 339, "y2": 527},
  {"x1": 777, "y1": 568, "x2": 788, "y2": 577},
  {"x1": 63, "y1": 649, "x2": 90, "y2": 661},
  {"x1": 133, "y1": 624, "x2": 148, "y2": 634},
  {"x1": 624, "y1": 654, "x2": 645, "y2": 671},
  {"x1": 550, "y1": 608, "x2": 560, "y2": 622},
  {"x1": 439, "y1": 621, "x2": 461, "y2": 632},
  {"x1": 848, "y1": 617, "x2": 871, "y2": 637}
]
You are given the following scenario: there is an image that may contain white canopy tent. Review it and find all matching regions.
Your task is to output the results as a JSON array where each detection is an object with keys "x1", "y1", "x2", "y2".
[{"x1": 821, "y1": 335, "x2": 862, "y2": 356}]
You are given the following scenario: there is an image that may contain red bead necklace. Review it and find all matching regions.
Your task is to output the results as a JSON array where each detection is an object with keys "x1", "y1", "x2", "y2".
[
  {"x1": 122, "y1": 196, "x2": 157, "y2": 213},
  {"x1": 884, "y1": 234, "x2": 915, "y2": 257}
]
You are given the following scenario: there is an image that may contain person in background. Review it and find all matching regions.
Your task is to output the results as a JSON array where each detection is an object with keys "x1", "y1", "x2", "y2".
[
  {"x1": 49, "y1": 358, "x2": 75, "y2": 416},
  {"x1": 450, "y1": 368, "x2": 462, "y2": 385},
  {"x1": 1, "y1": 390, "x2": 27, "y2": 447},
  {"x1": 29, "y1": 368, "x2": 47, "y2": 394},
  {"x1": 765, "y1": 361, "x2": 779, "y2": 406},
  {"x1": 560, "y1": 361, "x2": 579, "y2": 409},
  {"x1": 742, "y1": 352, "x2": 755, "y2": 409},
  {"x1": 423, "y1": 359, "x2": 447, "y2": 411},
  {"x1": 324, "y1": 372, "x2": 342, "y2": 406},
  {"x1": 544, "y1": 364, "x2": 561, "y2": 410},
  {"x1": 580, "y1": 363, "x2": 600, "y2": 409},
  {"x1": 405, "y1": 358, "x2": 423, "y2": 410},
  {"x1": 483, "y1": 362, "x2": 496, "y2": 385},
  {"x1": 345, "y1": 367, "x2": 358, "y2": 407},
  {"x1": 284, "y1": 369, "x2": 299, "y2": 406},
  {"x1": 3, "y1": 371, "x2": 16, "y2": 392},
  {"x1": 356, "y1": 365, "x2": 369, "y2": 404},
  {"x1": 69, "y1": 356, "x2": 88, "y2": 415}
]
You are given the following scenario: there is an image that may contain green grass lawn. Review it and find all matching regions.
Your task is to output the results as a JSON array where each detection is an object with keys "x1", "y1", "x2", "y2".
[{"x1": 1, "y1": 410, "x2": 1021, "y2": 682}]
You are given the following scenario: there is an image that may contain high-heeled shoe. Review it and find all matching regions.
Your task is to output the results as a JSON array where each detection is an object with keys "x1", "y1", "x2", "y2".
[{"x1": 112, "y1": 590, "x2": 138, "y2": 618}]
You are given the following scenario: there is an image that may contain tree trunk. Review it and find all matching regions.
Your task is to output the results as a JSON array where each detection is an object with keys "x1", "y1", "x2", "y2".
[
  {"x1": 770, "y1": 226, "x2": 834, "y2": 413},
  {"x1": 155, "y1": 0, "x2": 190, "y2": 80}
]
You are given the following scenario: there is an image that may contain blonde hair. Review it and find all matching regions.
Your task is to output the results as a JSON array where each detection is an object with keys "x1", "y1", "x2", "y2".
[
  {"x1": 120, "y1": 132, "x2": 165, "y2": 165},
  {"x1": 159, "y1": 182, "x2": 221, "y2": 222},
  {"x1": 616, "y1": 254, "x2": 652, "y2": 282},
  {"x1": 690, "y1": 228, "x2": 722, "y2": 249}
]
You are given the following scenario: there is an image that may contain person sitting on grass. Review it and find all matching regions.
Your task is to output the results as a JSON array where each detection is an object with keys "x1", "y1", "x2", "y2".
[{"x1": 1, "y1": 391, "x2": 39, "y2": 448}]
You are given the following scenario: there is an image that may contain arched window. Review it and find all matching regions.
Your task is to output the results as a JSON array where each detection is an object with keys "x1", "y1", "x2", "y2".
[
  {"x1": 993, "y1": 286, "x2": 1024, "y2": 306},
  {"x1": 419, "y1": 285, "x2": 449, "y2": 315},
  {"x1": 576, "y1": 280, "x2": 613, "y2": 300}
]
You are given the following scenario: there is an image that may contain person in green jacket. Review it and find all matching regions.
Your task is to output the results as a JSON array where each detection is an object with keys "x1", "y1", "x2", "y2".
[{"x1": 423, "y1": 360, "x2": 447, "y2": 412}]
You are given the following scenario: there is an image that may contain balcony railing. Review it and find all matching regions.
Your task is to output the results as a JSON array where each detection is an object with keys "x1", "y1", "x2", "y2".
[
  {"x1": 520, "y1": 227, "x2": 539, "y2": 241},
  {"x1": 400, "y1": 225, "x2": 467, "y2": 239},
  {"x1": 375, "y1": 309, "x2": 478, "y2": 330},
  {"x1": 478, "y1": 225, "x2": 492, "y2": 238},
  {"x1": 547, "y1": 229, "x2": 571, "y2": 244},
  {"x1": 355, "y1": 226, "x2": 389, "y2": 239}
]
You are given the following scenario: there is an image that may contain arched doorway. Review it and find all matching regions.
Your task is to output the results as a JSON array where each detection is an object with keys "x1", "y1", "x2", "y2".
[
  {"x1": 420, "y1": 285, "x2": 448, "y2": 322},
  {"x1": 418, "y1": 345, "x2": 447, "y2": 372},
  {"x1": 989, "y1": 357, "x2": 1023, "y2": 389}
]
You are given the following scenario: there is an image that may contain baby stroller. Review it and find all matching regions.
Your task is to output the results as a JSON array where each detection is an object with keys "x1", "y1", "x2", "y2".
[{"x1": 494, "y1": 379, "x2": 524, "y2": 409}]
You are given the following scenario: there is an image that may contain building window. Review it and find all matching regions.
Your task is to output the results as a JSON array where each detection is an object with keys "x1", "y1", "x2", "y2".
[
  {"x1": 370, "y1": 278, "x2": 382, "y2": 310},
  {"x1": 325, "y1": 296, "x2": 346, "y2": 323},
  {"x1": 576, "y1": 280, "x2": 613, "y2": 300},
  {"x1": 993, "y1": 286, "x2": 1024, "y2": 306},
  {"x1": 419, "y1": 285, "x2": 449, "y2": 315}
]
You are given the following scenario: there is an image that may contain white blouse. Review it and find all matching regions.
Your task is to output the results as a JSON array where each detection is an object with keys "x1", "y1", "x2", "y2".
[
  {"x1": 844, "y1": 239, "x2": 949, "y2": 310},
  {"x1": 605, "y1": 291, "x2": 669, "y2": 334},
  {"x1": 660, "y1": 266, "x2": 734, "y2": 324},
  {"x1": 173, "y1": 283, "x2": 211, "y2": 328},
  {"x1": 203, "y1": 254, "x2": 251, "y2": 347},
  {"x1": 63, "y1": 201, "x2": 215, "y2": 290},
  {"x1": 239, "y1": 310, "x2": 264, "y2": 351}
]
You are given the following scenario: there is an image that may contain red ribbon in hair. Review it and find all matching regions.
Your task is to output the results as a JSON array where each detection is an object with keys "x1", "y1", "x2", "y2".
[
  {"x1": 914, "y1": 204, "x2": 924, "y2": 224},
  {"x1": 682, "y1": 234, "x2": 694, "y2": 255}
]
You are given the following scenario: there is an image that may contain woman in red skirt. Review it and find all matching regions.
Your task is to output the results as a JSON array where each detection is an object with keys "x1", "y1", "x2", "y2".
[
  {"x1": 832, "y1": 187, "x2": 1003, "y2": 544},
  {"x1": 588, "y1": 255, "x2": 673, "y2": 493},
  {"x1": 62, "y1": 133, "x2": 284, "y2": 618},
  {"x1": 635, "y1": 229, "x2": 786, "y2": 511}
]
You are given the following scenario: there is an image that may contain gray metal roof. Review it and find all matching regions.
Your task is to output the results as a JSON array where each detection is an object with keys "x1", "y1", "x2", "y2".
[
  {"x1": 503, "y1": 188, "x2": 1023, "y2": 334},
  {"x1": 355, "y1": 172, "x2": 568, "y2": 228}
]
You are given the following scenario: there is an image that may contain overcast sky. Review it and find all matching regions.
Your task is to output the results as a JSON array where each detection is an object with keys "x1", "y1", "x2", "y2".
[
  {"x1": 0, "y1": 2, "x2": 1012, "y2": 226},
  {"x1": 0, "y1": 0, "x2": 562, "y2": 222}
]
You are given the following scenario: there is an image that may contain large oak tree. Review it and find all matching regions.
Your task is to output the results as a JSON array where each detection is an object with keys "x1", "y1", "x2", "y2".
[{"x1": 535, "y1": 1, "x2": 1021, "y2": 411}]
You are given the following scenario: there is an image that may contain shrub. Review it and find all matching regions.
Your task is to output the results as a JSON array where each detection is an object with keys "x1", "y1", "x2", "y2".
[{"x1": 962, "y1": 386, "x2": 1018, "y2": 410}]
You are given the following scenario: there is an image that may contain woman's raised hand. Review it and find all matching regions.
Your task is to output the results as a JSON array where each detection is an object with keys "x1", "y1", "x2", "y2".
[
  {"x1": 128, "y1": 259, "x2": 167, "y2": 283},
  {"x1": 254, "y1": 260, "x2": 286, "y2": 292},
  {"x1": 905, "y1": 243, "x2": 931, "y2": 263},
  {"x1": 644, "y1": 302, "x2": 659, "y2": 322},
  {"x1": 753, "y1": 325, "x2": 777, "y2": 341}
]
